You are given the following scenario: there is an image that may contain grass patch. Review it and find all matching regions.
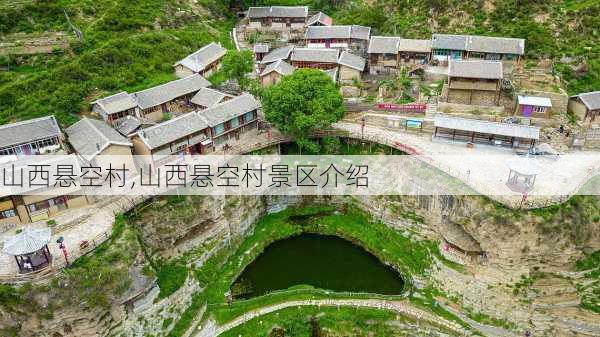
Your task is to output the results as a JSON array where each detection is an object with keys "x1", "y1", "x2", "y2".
[{"x1": 156, "y1": 262, "x2": 189, "y2": 299}]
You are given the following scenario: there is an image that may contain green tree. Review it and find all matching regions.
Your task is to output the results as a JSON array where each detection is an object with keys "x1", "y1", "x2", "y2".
[
  {"x1": 262, "y1": 69, "x2": 344, "y2": 154},
  {"x1": 221, "y1": 49, "x2": 254, "y2": 90}
]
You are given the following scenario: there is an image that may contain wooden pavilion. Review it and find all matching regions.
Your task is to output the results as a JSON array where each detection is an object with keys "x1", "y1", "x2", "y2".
[{"x1": 3, "y1": 228, "x2": 53, "y2": 274}]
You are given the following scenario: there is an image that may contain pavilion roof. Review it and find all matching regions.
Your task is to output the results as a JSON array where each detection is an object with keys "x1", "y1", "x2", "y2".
[{"x1": 3, "y1": 228, "x2": 51, "y2": 256}]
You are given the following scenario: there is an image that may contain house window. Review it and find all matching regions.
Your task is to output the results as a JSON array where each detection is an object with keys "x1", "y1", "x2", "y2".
[
  {"x1": 244, "y1": 111, "x2": 255, "y2": 123},
  {"x1": 434, "y1": 49, "x2": 450, "y2": 56},
  {"x1": 214, "y1": 123, "x2": 225, "y2": 135},
  {"x1": 230, "y1": 117, "x2": 239, "y2": 128},
  {"x1": 534, "y1": 106, "x2": 546, "y2": 113},
  {"x1": 0, "y1": 209, "x2": 16, "y2": 219}
]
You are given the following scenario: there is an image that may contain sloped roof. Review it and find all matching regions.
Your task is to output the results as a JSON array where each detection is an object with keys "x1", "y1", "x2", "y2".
[
  {"x1": 248, "y1": 6, "x2": 308, "y2": 18},
  {"x1": 260, "y1": 60, "x2": 295, "y2": 77},
  {"x1": 575, "y1": 91, "x2": 600, "y2": 110},
  {"x1": 448, "y1": 60, "x2": 503, "y2": 79},
  {"x1": 307, "y1": 12, "x2": 333, "y2": 26},
  {"x1": 432, "y1": 34, "x2": 525, "y2": 55},
  {"x1": 291, "y1": 48, "x2": 339, "y2": 63},
  {"x1": 3, "y1": 228, "x2": 51, "y2": 256},
  {"x1": 398, "y1": 38, "x2": 432, "y2": 53},
  {"x1": 253, "y1": 43, "x2": 270, "y2": 53},
  {"x1": 174, "y1": 42, "x2": 227, "y2": 73},
  {"x1": 305, "y1": 25, "x2": 370, "y2": 40},
  {"x1": 66, "y1": 118, "x2": 132, "y2": 158},
  {"x1": 434, "y1": 115, "x2": 540, "y2": 140},
  {"x1": 261, "y1": 45, "x2": 294, "y2": 64},
  {"x1": 115, "y1": 115, "x2": 142, "y2": 136},
  {"x1": 191, "y1": 88, "x2": 232, "y2": 108},
  {"x1": 137, "y1": 112, "x2": 209, "y2": 150},
  {"x1": 517, "y1": 95, "x2": 552, "y2": 107},
  {"x1": 467, "y1": 35, "x2": 525, "y2": 55},
  {"x1": 200, "y1": 93, "x2": 261, "y2": 126},
  {"x1": 432, "y1": 34, "x2": 469, "y2": 50},
  {"x1": 92, "y1": 91, "x2": 137, "y2": 115},
  {"x1": 133, "y1": 74, "x2": 210, "y2": 110},
  {"x1": 338, "y1": 51, "x2": 365, "y2": 71},
  {"x1": 323, "y1": 68, "x2": 338, "y2": 82},
  {"x1": 368, "y1": 36, "x2": 400, "y2": 54},
  {"x1": 0, "y1": 116, "x2": 61, "y2": 150}
]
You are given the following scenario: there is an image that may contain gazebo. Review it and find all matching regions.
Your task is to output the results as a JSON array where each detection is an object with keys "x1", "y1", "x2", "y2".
[
  {"x1": 506, "y1": 156, "x2": 543, "y2": 193},
  {"x1": 3, "y1": 228, "x2": 53, "y2": 274}
]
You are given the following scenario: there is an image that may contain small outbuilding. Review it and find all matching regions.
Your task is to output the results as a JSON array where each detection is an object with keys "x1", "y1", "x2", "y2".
[
  {"x1": 260, "y1": 60, "x2": 295, "y2": 86},
  {"x1": 516, "y1": 95, "x2": 552, "y2": 118},
  {"x1": 569, "y1": 91, "x2": 600, "y2": 123},
  {"x1": 337, "y1": 51, "x2": 366, "y2": 83},
  {"x1": 3, "y1": 228, "x2": 53, "y2": 274}
]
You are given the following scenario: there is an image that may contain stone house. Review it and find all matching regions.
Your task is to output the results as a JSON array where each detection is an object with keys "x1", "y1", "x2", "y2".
[
  {"x1": 569, "y1": 91, "x2": 600, "y2": 123},
  {"x1": 173, "y1": 42, "x2": 227, "y2": 78},
  {"x1": 306, "y1": 12, "x2": 332, "y2": 27},
  {"x1": 253, "y1": 43, "x2": 270, "y2": 62},
  {"x1": 446, "y1": 60, "x2": 503, "y2": 106},
  {"x1": 337, "y1": 51, "x2": 366, "y2": 83},
  {"x1": 368, "y1": 36, "x2": 431, "y2": 74},
  {"x1": 515, "y1": 95, "x2": 552, "y2": 118},
  {"x1": 65, "y1": 118, "x2": 136, "y2": 174},
  {"x1": 191, "y1": 87, "x2": 234, "y2": 110},
  {"x1": 132, "y1": 74, "x2": 211, "y2": 122},
  {"x1": 260, "y1": 60, "x2": 295, "y2": 86},
  {"x1": 259, "y1": 45, "x2": 294, "y2": 72},
  {"x1": 291, "y1": 47, "x2": 340, "y2": 70},
  {"x1": 0, "y1": 116, "x2": 63, "y2": 156},
  {"x1": 247, "y1": 6, "x2": 308, "y2": 30},
  {"x1": 91, "y1": 91, "x2": 138, "y2": 126},
  {"x1": 304, "y1": 25, "x2": 370, "y2": 52},
  {"x1": 199, "y1": 93, "x2": 262, "y2": 146},
  {"x1": 431, "y1": 34, "x2": 524, "y2": 64}
]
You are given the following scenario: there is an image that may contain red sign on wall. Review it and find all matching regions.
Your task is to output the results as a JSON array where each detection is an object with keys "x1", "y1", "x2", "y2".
[{"x1": 377, "y1": 103, "x2": 426, "y2": 113}]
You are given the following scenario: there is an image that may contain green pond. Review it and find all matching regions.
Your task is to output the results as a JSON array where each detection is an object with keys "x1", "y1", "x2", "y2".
[{"x1": 232, "y1": 234, "x2": 405, "y2": 299}]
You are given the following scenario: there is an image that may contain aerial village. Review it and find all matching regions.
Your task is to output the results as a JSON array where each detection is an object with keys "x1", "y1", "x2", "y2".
[{"x1": 0, "y1": 5, "x2": 599, "y2": 277}]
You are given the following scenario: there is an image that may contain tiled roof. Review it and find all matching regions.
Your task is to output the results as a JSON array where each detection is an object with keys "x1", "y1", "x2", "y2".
[
  {"x1": 338, "y1": 51, "x2": 365, "y2": 71},
  {"x1": 115, "y1": 115, "x2": 142, "y2": 136},
  {"x1": 434, "y1": 115, "x2": 539, "y2": 140},
  {"x1": 261, "y1": 45, "x2": 294, "y2": 64},
  {"x1": 137, "y1": 112, "x2": 209, "y2": 150},
  {"x1": 307, "y1": 12, "x2": 333, "y2": 26},
  {"x1": 576, "y1": 91, "x2": 600, "y2": 110},
  {"x1": 305, "y1": 25, "x2": 370, "y2": 40},
  {"x1": 398, "y1": 39, "x2": 431, "y2": 53},
  {"x1": 191, "y1": 88, "x2": 232, "y2": 108},
  {"x1": 448, "y1": 60, "x2": 503, "y2": 79},
  {"x1": 253, "y1": 43, "x2": 270, "y2": 53},
  {"x1": 92, "y1": 91, "x2": 137, "y2": 115},
  {"x1": 432, "y1": 34, "x2": 525, "y2": 55},
  {"x1": 65, "y1": 118, "x2": 132, "y2": 157},
  {"x1": 260, "y1": 60, "x2": 295, "y2": 77},
  {"x1": 3, "y1": 228, "x2": 51, "y2": 256},
  {"x1": 199, "y1": 93, "x2": 261, "y2": 126},
  {"x1": 174, "y1": 42, "x2": 227, "y2": 73},
  {"x1": 0, "y1": 116, "x2": 61, "y2": 149},
  {"x1": 247, "y1": 6, "x2": 308, "y2": 18},
  {"x1": 367, "y1": 36, "x2": 400, "y2": 54},
  {"x1": 291, "y1": 48, "x2": 340, "y2": 63},
  {"x1": 133, "y1": 74, "x2": 210, "y2": 110}
]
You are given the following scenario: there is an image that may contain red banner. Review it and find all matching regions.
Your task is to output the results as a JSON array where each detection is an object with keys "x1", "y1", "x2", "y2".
[{"x1": 377, "y1": 103, "x2": 426, "y2": 113}]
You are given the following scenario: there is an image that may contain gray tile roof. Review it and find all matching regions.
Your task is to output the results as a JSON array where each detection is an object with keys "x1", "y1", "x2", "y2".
[
  {"x1": 434, "y1": 115, "x2": 539, "y2": 140},
  {"x1": 367, "y1": 36, "x2": 400, "y2": 54},
  {"x1": 92, "y1": 91, "x2": 137, "y2": 115},
  {"x1": 199, "y1": 93, "x2": 261, "y2": 126},
  {"x1": 248, "y1": 6, "x2": 308, "y2": 18},
  {"x1": 3, "y1": 228, "x2": 51, "y2": 256},
  {"x1": 448, "y1": 60, "x2": 503, "y2": 79},
  {"x1": 253, "y1": 43, "x2": 270, "y2": 53},
  {"x1": 432, "y1": 34, "x2": 525, "y2": 55},
  {"x1": 398, "y1": 39, "x2": 432, "y2": 53},
  {"x1": 432, "y1": 34, "x2": 468, "y2": 50},
  {"x1": 0, "y1": 116, "x2": 61, "y2": 149},
  {"x1": 576, "y1": 91, "x2": 600, "y2": 110},
  {"x1": 174, "y1": 42, "x2": 227, "y2": 73},
  {"x1": 260, "y1": 60, "x2": 295, "y2": 77},
  {"x1": 115, "y1": 115, "x2": 142, "y2": 136},
  {"x1": 133, "y1": 74, "x2": 210, "y2": 110},
  {"x1": 323, "y1": 68, "x2": 338, "y2": 82},
  {"x1": 137, "y1": 112, "x2": 209, "y2": 150},
  {"x1": 291, "y1": 48, "x2": 340, "y2": 63},
  {"x1": 305, "y1": 25, "x2": 370, "y2": 40},
  {"x1": 338, "y1": 51, "x2": 365, "y2": 71},
  {"x1": 261, "y1": 45, "x2": 294, "y2": 64},
  {"x1": 307, "y1": 12, "x2": 332, "y2": 26},
  {"x1": 191, "y1": 88, "x2": 232, "y2": 108},
  {"x1": 467, "y1": 35, "x2": 525, "y2": 55},
  {"x1": 66, "y1": 118, "x2": 132, "y2": 157}
]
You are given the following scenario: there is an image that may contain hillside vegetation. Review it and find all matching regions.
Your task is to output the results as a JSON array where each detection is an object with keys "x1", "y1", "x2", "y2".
[{"x1": 1, "y1": 0, "x2": 599, "y2": 126}]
